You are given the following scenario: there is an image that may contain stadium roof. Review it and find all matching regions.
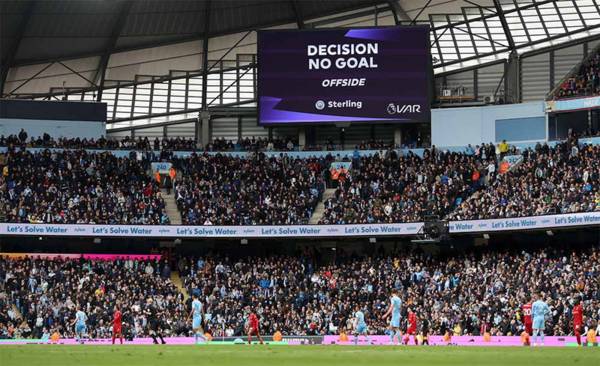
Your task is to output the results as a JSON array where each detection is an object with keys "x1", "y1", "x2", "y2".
[
  {"x1": 2, "y1": 1, "x2": 600, "y2": 73},
  {"x1": 1, "y1": 0, "x2": 393, "y2": 66},
  {"x1": 0, "y1": 0, "x2": 600, "y2": 68},
  {"x1": 2, "y1": 0, "x2": 600, "y2": 105}
]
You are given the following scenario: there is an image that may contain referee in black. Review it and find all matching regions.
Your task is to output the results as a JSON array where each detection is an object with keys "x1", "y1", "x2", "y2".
[{"x1": 146, "y1": 305, "x2": 166, "y2": 344}]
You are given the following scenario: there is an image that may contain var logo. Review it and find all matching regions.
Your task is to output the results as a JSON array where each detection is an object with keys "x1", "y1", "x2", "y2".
[{"x1": 386, "y1": 103, "x2": 421, "y2": 114}]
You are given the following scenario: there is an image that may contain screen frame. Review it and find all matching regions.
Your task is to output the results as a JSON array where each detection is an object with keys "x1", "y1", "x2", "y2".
[{"x1": 256, "y1": 25, "x2": 433, "y2": 126}]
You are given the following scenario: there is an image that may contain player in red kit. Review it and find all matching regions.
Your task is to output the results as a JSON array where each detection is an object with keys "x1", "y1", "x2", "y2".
[
  {"x1": 522, "y1": 300, "x2": 533, "y2": 336},
  {"x1": 111, "y1": 305, "x2": 123, "y2": 345},
  {"x1": 247, "y1": 311, "x2": 264, "y2": 345},
  {"x1": 572, "y1": 297, "x2": 584, "y2": 346},
  {"x1": 403, "y1": 308, "x2": 418, "y2": 345}
]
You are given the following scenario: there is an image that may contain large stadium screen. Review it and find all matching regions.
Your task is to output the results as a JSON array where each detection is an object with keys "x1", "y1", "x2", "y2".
[{"x1": 257, "y1": 26, "x2": 431, "y2": 125}]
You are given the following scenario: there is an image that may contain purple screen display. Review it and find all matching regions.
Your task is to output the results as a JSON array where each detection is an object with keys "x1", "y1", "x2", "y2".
[{"x1": 258, "y1": 26, "x2": 431, "y2": 125}]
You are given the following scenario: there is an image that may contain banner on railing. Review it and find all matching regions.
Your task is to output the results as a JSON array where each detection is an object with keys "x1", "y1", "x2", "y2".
[
  {"x1": 151, "y1": 162, "x2": 172, "y2": 174},
  {"x1": 546, "y1": 95, "x2": 600, "y2": 112},
  {"x1": 0, "y1": 212, "x2": 599, "y2": 238},
  {"x1": 447, "y1": 211, "x2": 600, "y2": 233},
  {"x1": 499, "y1": 154, "x2": 523, "y2": 174},
  {"x1": 0, "y1": 222, "x2": 417, "y2": 238}
]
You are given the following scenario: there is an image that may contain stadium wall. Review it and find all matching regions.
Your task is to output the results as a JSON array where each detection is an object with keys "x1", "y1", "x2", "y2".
[
  {"x1": 0, "y1": 118, "x2": 105, "y2": 139},
  {"x1": 0, "y1": 99, "x2": 106, "y2": 138},
  {"x1": 431, "y1": 101, "x2": 546, "y2": 147}
]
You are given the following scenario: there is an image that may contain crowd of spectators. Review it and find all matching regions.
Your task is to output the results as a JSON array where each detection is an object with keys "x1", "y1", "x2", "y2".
[
  {"x1": 450, "y1": 140, "x2": 600, "y2": 220},
  {"x1": 171, "y1": 152, "x2": 330, "y2": 225},
  {"x1": 2, "y1": 243, "x2": 597, "y2": 340},
  {"x1": 2, "y1": 134, "x2": 599, "y2": 225},
  {"x1": 554, "y1": 50, "x2": 600, "y2": 99},
  {"x1": 0, "y1": 132, "x2": 411, "y2": 154},
  {"x1": 209, "y1": 137, "x2": 400, "y2": 152},
  {"x1": 302, "y1": 139, "x2": 395, "y2": 152},
  {"x1": 0, "y1": 147, "x2": 168, "y2": 225},
  {"x1": 247, "y1": 136, "x2": 295, "y2": 151},
  {"x1": 0, "y1": 131, "x2": 197, "y2": 152},
  {"x1": 354, "y1": 139, "x2": 395, "y2": 150},
  {"x1": 0, "y1": 256, "x2": 186, "y2": 339},
  {"x1": 300, "y1": 137, "x2": 336, "y2": 152},
  {"x1": 318, "y1": 138, "x2": 600, "y2": 224},
  {"x1": 208, "y1": 137, "x2": 299, "y2": 152},
  {"x1": 0, "y1": 132, "x2": 300, "y2": 152},
  {"x1": 318, "y1": 145, "x2": 498, "y2": 224}
]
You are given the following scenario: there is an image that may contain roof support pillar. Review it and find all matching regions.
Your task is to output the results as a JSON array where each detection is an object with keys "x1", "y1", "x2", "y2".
[
  {"x1": 386, "y1": 0, "x2": 410, "y2": 24},
  {"x1": 95, "y1": 0, "x2": 133, "y2": 102},
  {"x1": 290, "y1": 0, "x2": 305, "y2": 28}
]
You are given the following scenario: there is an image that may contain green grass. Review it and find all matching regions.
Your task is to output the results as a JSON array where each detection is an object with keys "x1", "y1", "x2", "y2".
[{"x1": 0, "y1": 345, "x2": 598, "y2": 366}]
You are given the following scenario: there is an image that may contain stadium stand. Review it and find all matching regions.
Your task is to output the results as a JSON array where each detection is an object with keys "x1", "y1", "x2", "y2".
[
  {"x1": 0, "y1": 134, "x2": 395, "y2": 153},
  {"x1": 554, "y1": 48, "x2": 600, "y2": 100},
  {"x1": 171, "y1": 152, "x2": 329, "y2": 225},
  {"x1": 0, "y1": 147, "x2": 168, "y2": 225},
  {"x1": 2, "y1": 2, "x2": 600, "y2": 357},
  {"x1": 0, "y1": 256, "x2": 184, "y2": 339},
  {"x1": 1, "y1": 135, "x2": 599, "y2": 225},
  {"x1": 450, "y1": 140, "x2": 600, "y2": 220},
  {"x1": 1, "y1": 243, "x2": 598, "y2": 339},
  {"x1": 317, "y1": 145, "x2": 496, "y2": 224},
  {"x1": 0, "y1": 133, "x2": 194, "y2": 151}
]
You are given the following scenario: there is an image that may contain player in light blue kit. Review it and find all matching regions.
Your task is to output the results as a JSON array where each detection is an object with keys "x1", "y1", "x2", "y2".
[
  {"x1": 187, "y1": 293, "x2": 206, "y2": 344},
  {"x1": 71, "y1": 305, "x2": 87, "y2": 344},
  {"x1": 353, "y1": 305, "x2": 370, "y2": 345},
  {"x1": 531, "y1": 291, "x2": 550, "y2": 346},
  {"x1": 382, "y1": 289, "x2": 402, "y2": 345}
]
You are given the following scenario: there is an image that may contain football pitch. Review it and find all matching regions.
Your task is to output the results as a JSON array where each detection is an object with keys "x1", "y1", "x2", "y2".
[{"x1": 0, "y1": 345, "x2": 598, "y2": 366}]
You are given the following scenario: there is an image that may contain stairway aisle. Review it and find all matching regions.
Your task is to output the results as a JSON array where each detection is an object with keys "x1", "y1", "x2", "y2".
[
  {"x1": 170, "y1": 271, "x2": 189, "y2": 301},
  {"x1": 11, "y1": 304, "x2": 23, "y2": 321},
  {"x1": 162, "y1": 189, "x2": 182, "y2": 225},
  {"x1": 309, "y1": 188, "x2": 336, "y2": 224}
]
